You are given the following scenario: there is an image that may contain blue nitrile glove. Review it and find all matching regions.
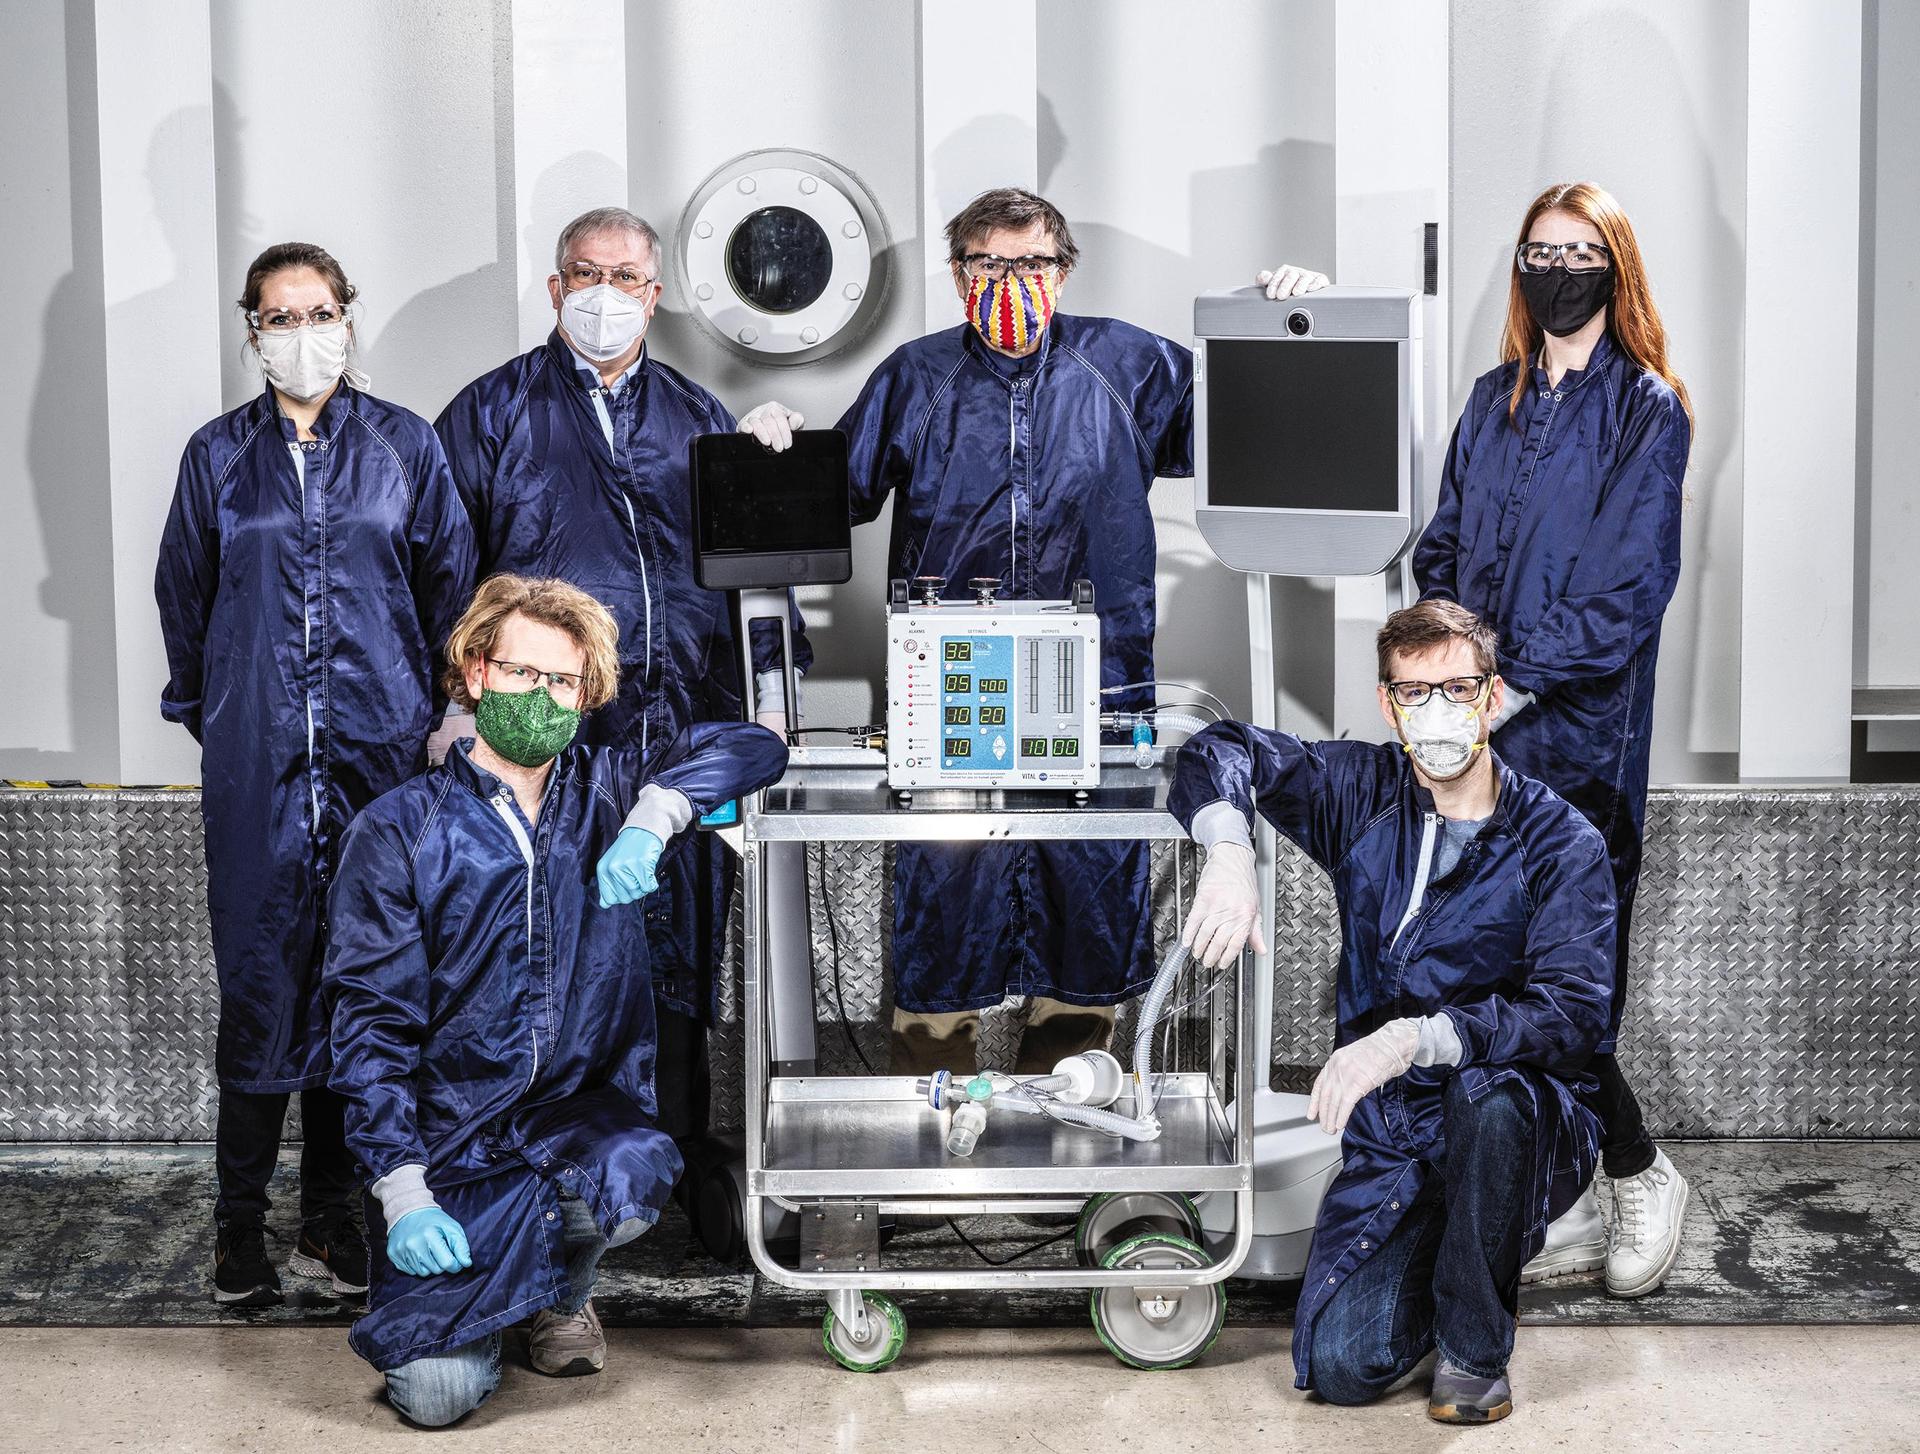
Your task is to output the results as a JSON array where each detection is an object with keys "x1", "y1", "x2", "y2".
[
  {"x1": 387, "y1": 1207, "x2": 472, "y2": 1277},
  {"x1": 596, "y1": 826, "x2": 665, "y2": 907}
]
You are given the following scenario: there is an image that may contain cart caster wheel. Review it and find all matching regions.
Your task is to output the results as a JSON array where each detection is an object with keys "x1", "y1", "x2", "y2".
[
  {"x1": 822, "y1": 1293, "x2": 907, "y2": 1372},
  {"x1": 1089, "y1": 1233, "x2": 1225, "y2": 1370},
  {"x1": 1074, "y1": 1191, "x2": 1203, "y2": 1268}
]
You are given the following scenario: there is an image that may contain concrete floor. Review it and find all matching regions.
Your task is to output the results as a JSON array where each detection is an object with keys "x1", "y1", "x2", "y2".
[{"x1": 1, "y1": 1324, "x2": 1915, "y2": 1453}]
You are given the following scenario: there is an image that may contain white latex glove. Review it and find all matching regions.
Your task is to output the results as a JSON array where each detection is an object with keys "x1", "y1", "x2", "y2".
[
  {"x1": 1489, "y1": 687, "x2": 1536, "y2": 732},
  {"x1": 753, "y1": 669, "x2": 796, "y2": 741},
  {"x1": 1181, "y1": 842, "x2": 1267, "y2": 969},
  {"x1": 1307, "y1": 1018, "x2": 1420, "y2": 1136},
  {"x1": 1255, "y1": 264, "x2": 1331, "y2": 300},
  {"x1": 738, "y1": 400, "x2": 804, "y2": 452},
  {"x1": 425, "y1": 707, "x2": 475, "y2": 767}
]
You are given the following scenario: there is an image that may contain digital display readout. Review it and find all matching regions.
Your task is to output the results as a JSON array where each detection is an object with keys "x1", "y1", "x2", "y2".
[
  {"x1": 980, "y1": 706, "x2": 1006, "y2": 725},
  {"x1": 943, "y1": 641, "x2": 972, "y2": 663},
  {"x1": 978, "y1": 678, "x2": 1008, "y2": 694},
  {"x1": 944, "y1": 674, "x2": 970, "y2": 693},
  {"x1": 1021, "y1": 737, "x2": 1049, "y2": 757},
  {"x1": 945, "y1": 706, "x2": 971, "y2": 725},
  {"x1": 946, "y1": 737, "x2": 971, "y2": 757},
  {"x1": 1052, "y1": 738, "x2": 1080, "y2": 757}
]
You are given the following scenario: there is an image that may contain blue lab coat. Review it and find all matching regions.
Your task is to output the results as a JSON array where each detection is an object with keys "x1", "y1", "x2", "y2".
[
  {"x1": 1169, "y1": 724, "x2": 1616, "y2": 1388},
  {"x1": 434, "y1": 333, "x2": 811, "y2": 1019},
  {"x1": 839, "y1": 316, "x2": 1194, "y2": 1011},
  {"x1": 1413, "y1": 334, "x2": 1688, "y2": 1042},
  {"x1": 325, "y1": 723, "x2": 788, "y2": 1371},
  {"x1": 156, "y1": 384, "x2": 476, "y2": 1092}
]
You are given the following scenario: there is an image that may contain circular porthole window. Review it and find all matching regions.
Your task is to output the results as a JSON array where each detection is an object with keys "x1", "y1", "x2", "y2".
[{"x1": 678, "y1": 149, "x2": 891, "y2": 365}]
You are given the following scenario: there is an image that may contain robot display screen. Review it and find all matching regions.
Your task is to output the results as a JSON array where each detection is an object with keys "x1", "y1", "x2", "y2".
[
  {"x1": 695, "y1": 432, "x2": 851, "y2": 556},
  {"x1": 1206, "y1": 340, "x2": 1399, "y2": 513}
]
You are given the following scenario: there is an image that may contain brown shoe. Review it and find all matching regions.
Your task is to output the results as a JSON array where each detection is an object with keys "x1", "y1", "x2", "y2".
[{"x1": 528, "y1": 1298, "x2": 606, "y2": 1376}]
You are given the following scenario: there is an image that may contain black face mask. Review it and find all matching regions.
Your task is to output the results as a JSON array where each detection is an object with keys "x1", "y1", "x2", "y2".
[{"x1": 1517, "y1": 265, "x2": 1616, "y2": 337}]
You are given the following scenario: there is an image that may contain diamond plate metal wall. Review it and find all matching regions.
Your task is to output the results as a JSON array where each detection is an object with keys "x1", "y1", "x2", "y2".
[
  {"x1": 0, "y1": 791, "x2": 220, "y2": 1140},
  {"x1": 6, "y1": 787, "x2": 1919, "y2": 1140},
  {"x1": 1271, "y1": 789, "x2": 1920, "y2": 1137}
]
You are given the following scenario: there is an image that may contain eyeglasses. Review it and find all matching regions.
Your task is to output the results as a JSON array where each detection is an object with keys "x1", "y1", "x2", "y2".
[
  {"x1": 1384, "y1": 675, "x2": 1490, "y2": 708},
  {"x1": 960, "y1": 253, "x2": 1061, "y2": 283},
  {"x1": 248, "y1": 303, "x2": 349, "y2": 333},
  {"x1": 487, "y1": 657, "x2": 584, "y2": 700},
  {"x1": 1515, "y1": 241, "x2": 1612, "y2": 274},
  {"x1": 561, "y1": 262, "x2": 657, "y2": 295}
]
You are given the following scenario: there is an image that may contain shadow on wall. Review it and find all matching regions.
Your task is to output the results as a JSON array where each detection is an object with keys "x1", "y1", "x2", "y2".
[
  {"x1": 1039, "y1": 98, "x2": 1339, "y2": 727},
  {"x1": 209, "y1": 78, "x2": 262, "y2": 410},
  {"x1": 18, "y1": 0, "x2": 115, "y2": 782},
  {"x1": 1452, "y1": 7, "x2": 1742, "y2": 779},
  {"x1": 357, "y1": 153, "x2": 611, "y2": 421}
]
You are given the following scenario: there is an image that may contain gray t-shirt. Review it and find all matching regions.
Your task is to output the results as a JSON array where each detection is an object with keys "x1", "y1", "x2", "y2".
[{"x1": 1433, "y1": 814, "x2": 1489, "y2": 882}]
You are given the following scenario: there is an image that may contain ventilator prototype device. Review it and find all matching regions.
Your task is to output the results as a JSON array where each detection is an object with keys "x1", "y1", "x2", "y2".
[
  {"x1": 885, "y1": 577, "x2": 1102, "y2": 790},
  {"x1": 1193, "y1": 285, "x2": 1420, "y2": 576}
]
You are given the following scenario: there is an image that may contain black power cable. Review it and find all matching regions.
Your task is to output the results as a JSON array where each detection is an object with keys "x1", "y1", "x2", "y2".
[
  {"x1": 945, "y1": 1218, "x2": 1075, "y2": 1266},
  {"x1": 816, "y1": 844, "x2": 877, "y2": 1075}
]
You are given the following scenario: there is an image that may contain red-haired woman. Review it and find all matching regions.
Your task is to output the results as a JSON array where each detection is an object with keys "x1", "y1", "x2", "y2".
[
  {"x1": 1413, "y1": 183, "x2": 1692, "y2": 1300},
  {"x1": 156, "y1": 243, "x2": 476, "y2": 1308}
]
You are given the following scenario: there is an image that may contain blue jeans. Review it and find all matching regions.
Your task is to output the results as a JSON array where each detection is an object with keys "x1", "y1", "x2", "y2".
[
  {"x1": 384, "y1": 1195, "x2": 643, "y2": 1428},
  {"x1": 1310, "y1": 1076, "x2": 1537, "y2": 1405}
]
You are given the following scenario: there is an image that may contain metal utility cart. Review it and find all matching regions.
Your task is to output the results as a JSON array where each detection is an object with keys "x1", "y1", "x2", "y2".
[{"x1": 737, "y1": 750, "x2": 1256, "y2": 1371}]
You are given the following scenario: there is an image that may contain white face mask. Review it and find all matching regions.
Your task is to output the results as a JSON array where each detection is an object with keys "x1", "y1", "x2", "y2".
[
  {"x1": 560, "y1": 282, "x2": 652, "y2": 362},
  {"x1": 1394, "y1": 693, "x2": 1487, "y2": 781},
  {"x1": 256, "y1": 321, "x2": 352, "y2": 403}
]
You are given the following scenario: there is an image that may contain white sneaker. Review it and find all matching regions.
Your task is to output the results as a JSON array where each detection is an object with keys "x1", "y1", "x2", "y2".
[
  {"x1": 1521, "y1": 1184, "x2": 1606, "y2": 1284},
  {"x1": 1606, "y1": 1147, "x2": 1689, "y2": 1298}
]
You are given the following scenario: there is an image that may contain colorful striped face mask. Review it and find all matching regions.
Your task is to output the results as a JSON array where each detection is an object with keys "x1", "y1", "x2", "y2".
[{"x1": 966, "y1": 270, "x2": 1057, "y2": 353}]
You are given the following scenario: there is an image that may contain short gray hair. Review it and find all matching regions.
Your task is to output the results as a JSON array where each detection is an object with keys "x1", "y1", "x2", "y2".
[{"x1": 553, "y1": 207, "x2": 662, "y2": 279}]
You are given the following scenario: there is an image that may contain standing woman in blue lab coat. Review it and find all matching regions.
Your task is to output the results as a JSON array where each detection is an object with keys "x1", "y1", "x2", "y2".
[
  {"x1": 155, "y1": 243, "x2": 477, "y2": 1309},
  {"x1": 1412, "y1": 182, "x2": 1692, "y2": 1298}
]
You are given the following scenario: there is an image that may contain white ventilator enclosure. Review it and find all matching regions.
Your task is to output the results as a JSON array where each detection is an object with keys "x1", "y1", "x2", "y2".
[{"x1": 884, "y1": 581, "x2": 1103, "y2": 791}]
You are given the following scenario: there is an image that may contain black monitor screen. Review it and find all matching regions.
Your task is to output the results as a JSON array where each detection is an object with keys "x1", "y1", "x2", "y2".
[
  {"x1": 693, "y1": 430, "x2": 852, "y2": 557},
  {"x1": 1206, "y1": 340, "x2": 1400, "y2": 513}
]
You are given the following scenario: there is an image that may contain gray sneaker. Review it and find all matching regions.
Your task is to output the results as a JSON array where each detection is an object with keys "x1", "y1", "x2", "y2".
[
  {"x1": 1428, "y1": 1359, "x2": 1513, "y2": 1424},
  {"x1": 528, "y1": 1298, "x2": 606, "y2": 1377}
]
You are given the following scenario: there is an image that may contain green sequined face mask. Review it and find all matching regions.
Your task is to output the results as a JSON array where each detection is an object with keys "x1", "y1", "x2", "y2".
[{"x1": 472, "y1": 687, "x2": 582, "y2": 768}]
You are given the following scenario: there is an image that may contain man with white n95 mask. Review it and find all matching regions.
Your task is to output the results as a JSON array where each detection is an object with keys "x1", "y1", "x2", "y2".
[
  {"x1": 1171, "y1": 600, "x2": 1616, "y2": 1426},
  {"x1": 433, "y1": 207, "x2": 810, "y2": 1156}
]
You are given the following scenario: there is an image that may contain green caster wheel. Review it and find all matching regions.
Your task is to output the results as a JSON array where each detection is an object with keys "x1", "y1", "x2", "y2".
[
  {"x1": 1074, "y1": 1191, "x2": 1203, "y2": 1268},
  {"x1": 822, "y1": 1293, "x2": 907, "y2": 1372},
  {"x1": 1089, "y1": 1233, "x2": 1225, "y2": 1370}
]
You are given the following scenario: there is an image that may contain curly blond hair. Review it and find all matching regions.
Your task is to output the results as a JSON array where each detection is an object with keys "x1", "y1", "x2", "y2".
[{"x1": 443, "y1": 574, "x2": 621, "y2": 711}]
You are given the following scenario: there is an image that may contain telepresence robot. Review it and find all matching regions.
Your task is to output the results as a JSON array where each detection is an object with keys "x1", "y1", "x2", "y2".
[{"x1": 1188, "y1": 285, "x2": 1424, "y2": 1276}]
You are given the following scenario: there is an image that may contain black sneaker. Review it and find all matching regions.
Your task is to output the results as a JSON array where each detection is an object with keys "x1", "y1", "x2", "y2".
[
  {"x1": 213, "y1": 1222, "x2": 282, "y2": 1307},
  {"x1": 290, "y1": 1216, "x2": 370, "y2": 1297}
]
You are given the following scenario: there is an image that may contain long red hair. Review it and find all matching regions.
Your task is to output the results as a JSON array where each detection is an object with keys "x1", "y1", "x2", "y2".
[{"x1": 1502, "y1": 182, "x2": 1692, "y2": 430}]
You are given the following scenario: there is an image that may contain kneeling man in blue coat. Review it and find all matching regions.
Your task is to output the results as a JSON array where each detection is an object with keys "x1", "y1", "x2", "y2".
[
  {"x1": 1170, "y1": 600, "x2": 1617, "y2": 1426},
  {"x1": 324, "y1": 574, "x2": 787, "y2": 1426}
]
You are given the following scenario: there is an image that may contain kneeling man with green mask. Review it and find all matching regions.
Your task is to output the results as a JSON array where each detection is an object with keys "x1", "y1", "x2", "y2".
[{"x1": 323, "y1": 574, "x2": 787, "y2": 1427}]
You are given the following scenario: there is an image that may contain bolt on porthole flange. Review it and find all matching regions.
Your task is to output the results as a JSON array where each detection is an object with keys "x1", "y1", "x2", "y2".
[{"x1": 677, "y1": 148, "x2": 891, "y2": 366}]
